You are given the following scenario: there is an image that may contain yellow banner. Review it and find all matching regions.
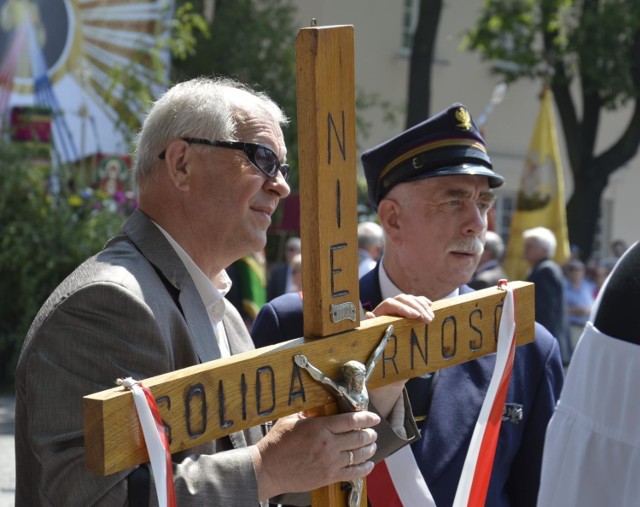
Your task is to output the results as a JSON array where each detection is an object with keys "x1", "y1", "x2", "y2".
[{"x1": 504, "y1": 88, "x2": 570, "y2": 280}]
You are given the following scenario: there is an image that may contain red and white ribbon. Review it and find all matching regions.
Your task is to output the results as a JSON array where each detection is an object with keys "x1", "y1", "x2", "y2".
[
  {"x1": 368, "y1": 445, "x2": 435, "y2": 507},
  {"x1": 453, "y1": 282, "x2": 517, "y2": 507},
  {"x1": 119, "y1": 377, "x2": 177, "y2": 507}
]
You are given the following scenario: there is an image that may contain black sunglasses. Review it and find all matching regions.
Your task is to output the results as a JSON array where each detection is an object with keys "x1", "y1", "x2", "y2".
[{"x1": 159, "y1": 137, "x2": 290, "y2": 182}]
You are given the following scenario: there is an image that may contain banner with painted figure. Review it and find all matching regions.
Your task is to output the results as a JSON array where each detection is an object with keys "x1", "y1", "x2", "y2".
[
  {"x1": 0, "y1": 0, "x2": 174, "y2": 163},
  {"x1": 503, "y1": 88, "x2": 571, "y2": 280}
]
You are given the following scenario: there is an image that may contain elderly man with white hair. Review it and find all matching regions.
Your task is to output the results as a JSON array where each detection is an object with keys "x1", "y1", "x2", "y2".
[{"x1": 523, "y1": 226, "x2": 571, "y2": 364}]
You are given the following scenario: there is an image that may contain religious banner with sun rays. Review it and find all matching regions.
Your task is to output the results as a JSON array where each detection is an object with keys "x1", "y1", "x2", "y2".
[{"x1": 0, "y1": 0, "x2": 173, "y2": 163}]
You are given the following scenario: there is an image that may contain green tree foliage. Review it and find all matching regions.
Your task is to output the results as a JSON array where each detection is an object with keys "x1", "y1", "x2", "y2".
[
  {"x1": 0, "y1": 144, "x2": 132, "y2": 389},
  {"x1": 464, "y1": 0, "x2": 640, "y2": 259}
]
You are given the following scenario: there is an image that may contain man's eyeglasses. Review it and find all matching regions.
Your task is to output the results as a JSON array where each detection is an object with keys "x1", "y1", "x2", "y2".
[{"x1": 159, "y1": 137, "x2": 290, "y2": 182}]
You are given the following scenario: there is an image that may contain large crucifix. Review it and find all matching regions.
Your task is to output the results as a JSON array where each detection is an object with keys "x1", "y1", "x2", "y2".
[{"x1": 83, "y1": 25, "x2": 535, "y2": 506}]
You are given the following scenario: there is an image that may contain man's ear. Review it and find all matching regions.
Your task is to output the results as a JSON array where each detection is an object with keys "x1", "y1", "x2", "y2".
[
  {"x1": 164, "y1": 140, "x2": 191, "y2": 191},
  {"x1": 377, "y1": 198, "x2": 402, "y2": 244}
]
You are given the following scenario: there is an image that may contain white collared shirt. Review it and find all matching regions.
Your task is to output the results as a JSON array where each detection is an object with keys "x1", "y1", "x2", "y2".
[{"x1": 155, "y1": 224, "x2": 231, "y2": 358}]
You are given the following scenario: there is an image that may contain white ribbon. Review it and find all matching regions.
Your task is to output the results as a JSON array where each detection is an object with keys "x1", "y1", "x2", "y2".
[{"x1": 119, "y1": 377, "x2": 175, "y2": 507}]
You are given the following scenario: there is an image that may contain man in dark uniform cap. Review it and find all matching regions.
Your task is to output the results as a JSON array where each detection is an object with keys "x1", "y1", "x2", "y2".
[{"x1": 252, "y1": 104, "x2": 564, "y2": 506}]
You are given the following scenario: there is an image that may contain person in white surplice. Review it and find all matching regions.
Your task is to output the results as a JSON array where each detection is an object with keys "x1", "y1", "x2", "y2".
[{"x1": 538, "y1": 240, "x2": 640, "y2": 507}]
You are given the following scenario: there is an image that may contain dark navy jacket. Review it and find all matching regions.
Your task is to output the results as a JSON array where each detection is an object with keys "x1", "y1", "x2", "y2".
[
  {"x1": 527, "y1": 258, "x2": 568, "y2": 342},
  {"x1": 251, "y1": 264, "x2": 564, "y2": 507}
]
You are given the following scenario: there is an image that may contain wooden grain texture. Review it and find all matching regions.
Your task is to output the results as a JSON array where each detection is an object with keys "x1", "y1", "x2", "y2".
[
  {"x1": 296, "y1": 24, "x2": 361, "y2": 505},
  {"x1": 296, "y1": 25, "x2": 359, "y2": 339},
  {"x1": 84, "y1": 282, "x2": 534, "y2": 476}
]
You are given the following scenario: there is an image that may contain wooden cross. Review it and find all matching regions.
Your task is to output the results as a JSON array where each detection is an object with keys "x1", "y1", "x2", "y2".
[{"x1": 83, "y1": 25, "x2": 535, "y2": 506}]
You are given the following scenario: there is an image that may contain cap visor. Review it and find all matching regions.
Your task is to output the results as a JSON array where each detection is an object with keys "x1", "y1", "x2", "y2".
[{"x1": 404, "y1": 163, "x2": 505, "y2": 188}]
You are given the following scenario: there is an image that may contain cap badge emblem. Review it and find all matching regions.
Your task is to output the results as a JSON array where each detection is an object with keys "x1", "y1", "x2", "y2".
[{"x1": 454, "y1": 107, "x2": 472, "y2": 131}]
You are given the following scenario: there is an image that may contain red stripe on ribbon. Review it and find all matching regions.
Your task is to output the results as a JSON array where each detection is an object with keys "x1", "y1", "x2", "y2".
[
  {"x1": 367, "y1": 461, "x2": 404, "y2": 507},
  {"x1": 140, "y1": 385, "x2": 177, "y2": 507},
  {"x1": 467, "y1": 292, "x2": 517, "y2": 507}
]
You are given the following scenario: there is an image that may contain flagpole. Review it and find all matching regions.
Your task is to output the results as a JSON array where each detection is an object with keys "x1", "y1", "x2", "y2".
[{"x1": 476, "y1": 82, "x2": 507, "y2": 128}]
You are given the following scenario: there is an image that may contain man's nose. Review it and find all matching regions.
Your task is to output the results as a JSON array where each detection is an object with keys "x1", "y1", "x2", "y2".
[{"x1": 264, "y1": 171, "x2": 291, "y2": 198}]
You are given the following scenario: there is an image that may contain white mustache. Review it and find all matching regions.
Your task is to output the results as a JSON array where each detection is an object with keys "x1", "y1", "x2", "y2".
[{"x1": 447, "y1": 237, "x2": 484, "y2": 255}]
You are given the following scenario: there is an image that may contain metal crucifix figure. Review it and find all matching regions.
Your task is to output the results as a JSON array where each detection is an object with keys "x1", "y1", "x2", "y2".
[{"x1": 294, "y1": 324, "x2": 395, "y2": 506}]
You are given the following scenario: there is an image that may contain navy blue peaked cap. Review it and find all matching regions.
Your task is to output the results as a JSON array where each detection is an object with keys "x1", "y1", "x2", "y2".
[{"x1": 361, "y1": 103, "x2": 505, "y2": 208}]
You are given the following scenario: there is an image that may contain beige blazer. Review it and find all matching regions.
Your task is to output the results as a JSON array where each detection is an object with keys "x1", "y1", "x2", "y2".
[{"x1": 15, "y1": 210, "x2": 262, "y2": 506}]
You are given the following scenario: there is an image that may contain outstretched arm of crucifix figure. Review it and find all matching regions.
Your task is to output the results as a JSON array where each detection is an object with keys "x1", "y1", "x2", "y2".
[
  {"x1": 294, "y1": 354, "x2": 342, "y2": 396},
  {"x1": 364, "y1": 324, "x2": 394, "y2": 381}
]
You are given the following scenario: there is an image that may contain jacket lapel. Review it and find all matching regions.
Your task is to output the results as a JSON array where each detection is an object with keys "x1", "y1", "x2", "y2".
[
  {"x1": 123, "y1": 210, "x2": 221, "y2": 363},
  {"x1": 223, "y1": 301, "x2": 256, "y2": 355},
  {"x1": 420, "y1": 284, "x2": 497, "y2": 486},
  {"x1": 178, "y1": 288, "x2": 221, "y2": 362}
]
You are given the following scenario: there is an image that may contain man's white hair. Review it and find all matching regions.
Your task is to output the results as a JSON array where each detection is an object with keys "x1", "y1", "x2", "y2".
[
  {"x1": 358, "y1": 221, "x2": 384, "y2": 249},
  {"x1": 523, "y1": 227, "x2": 557, "y2": 258},
  {"x1": 133, "y1": 77, "x2": 288, "y2": 194}
]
